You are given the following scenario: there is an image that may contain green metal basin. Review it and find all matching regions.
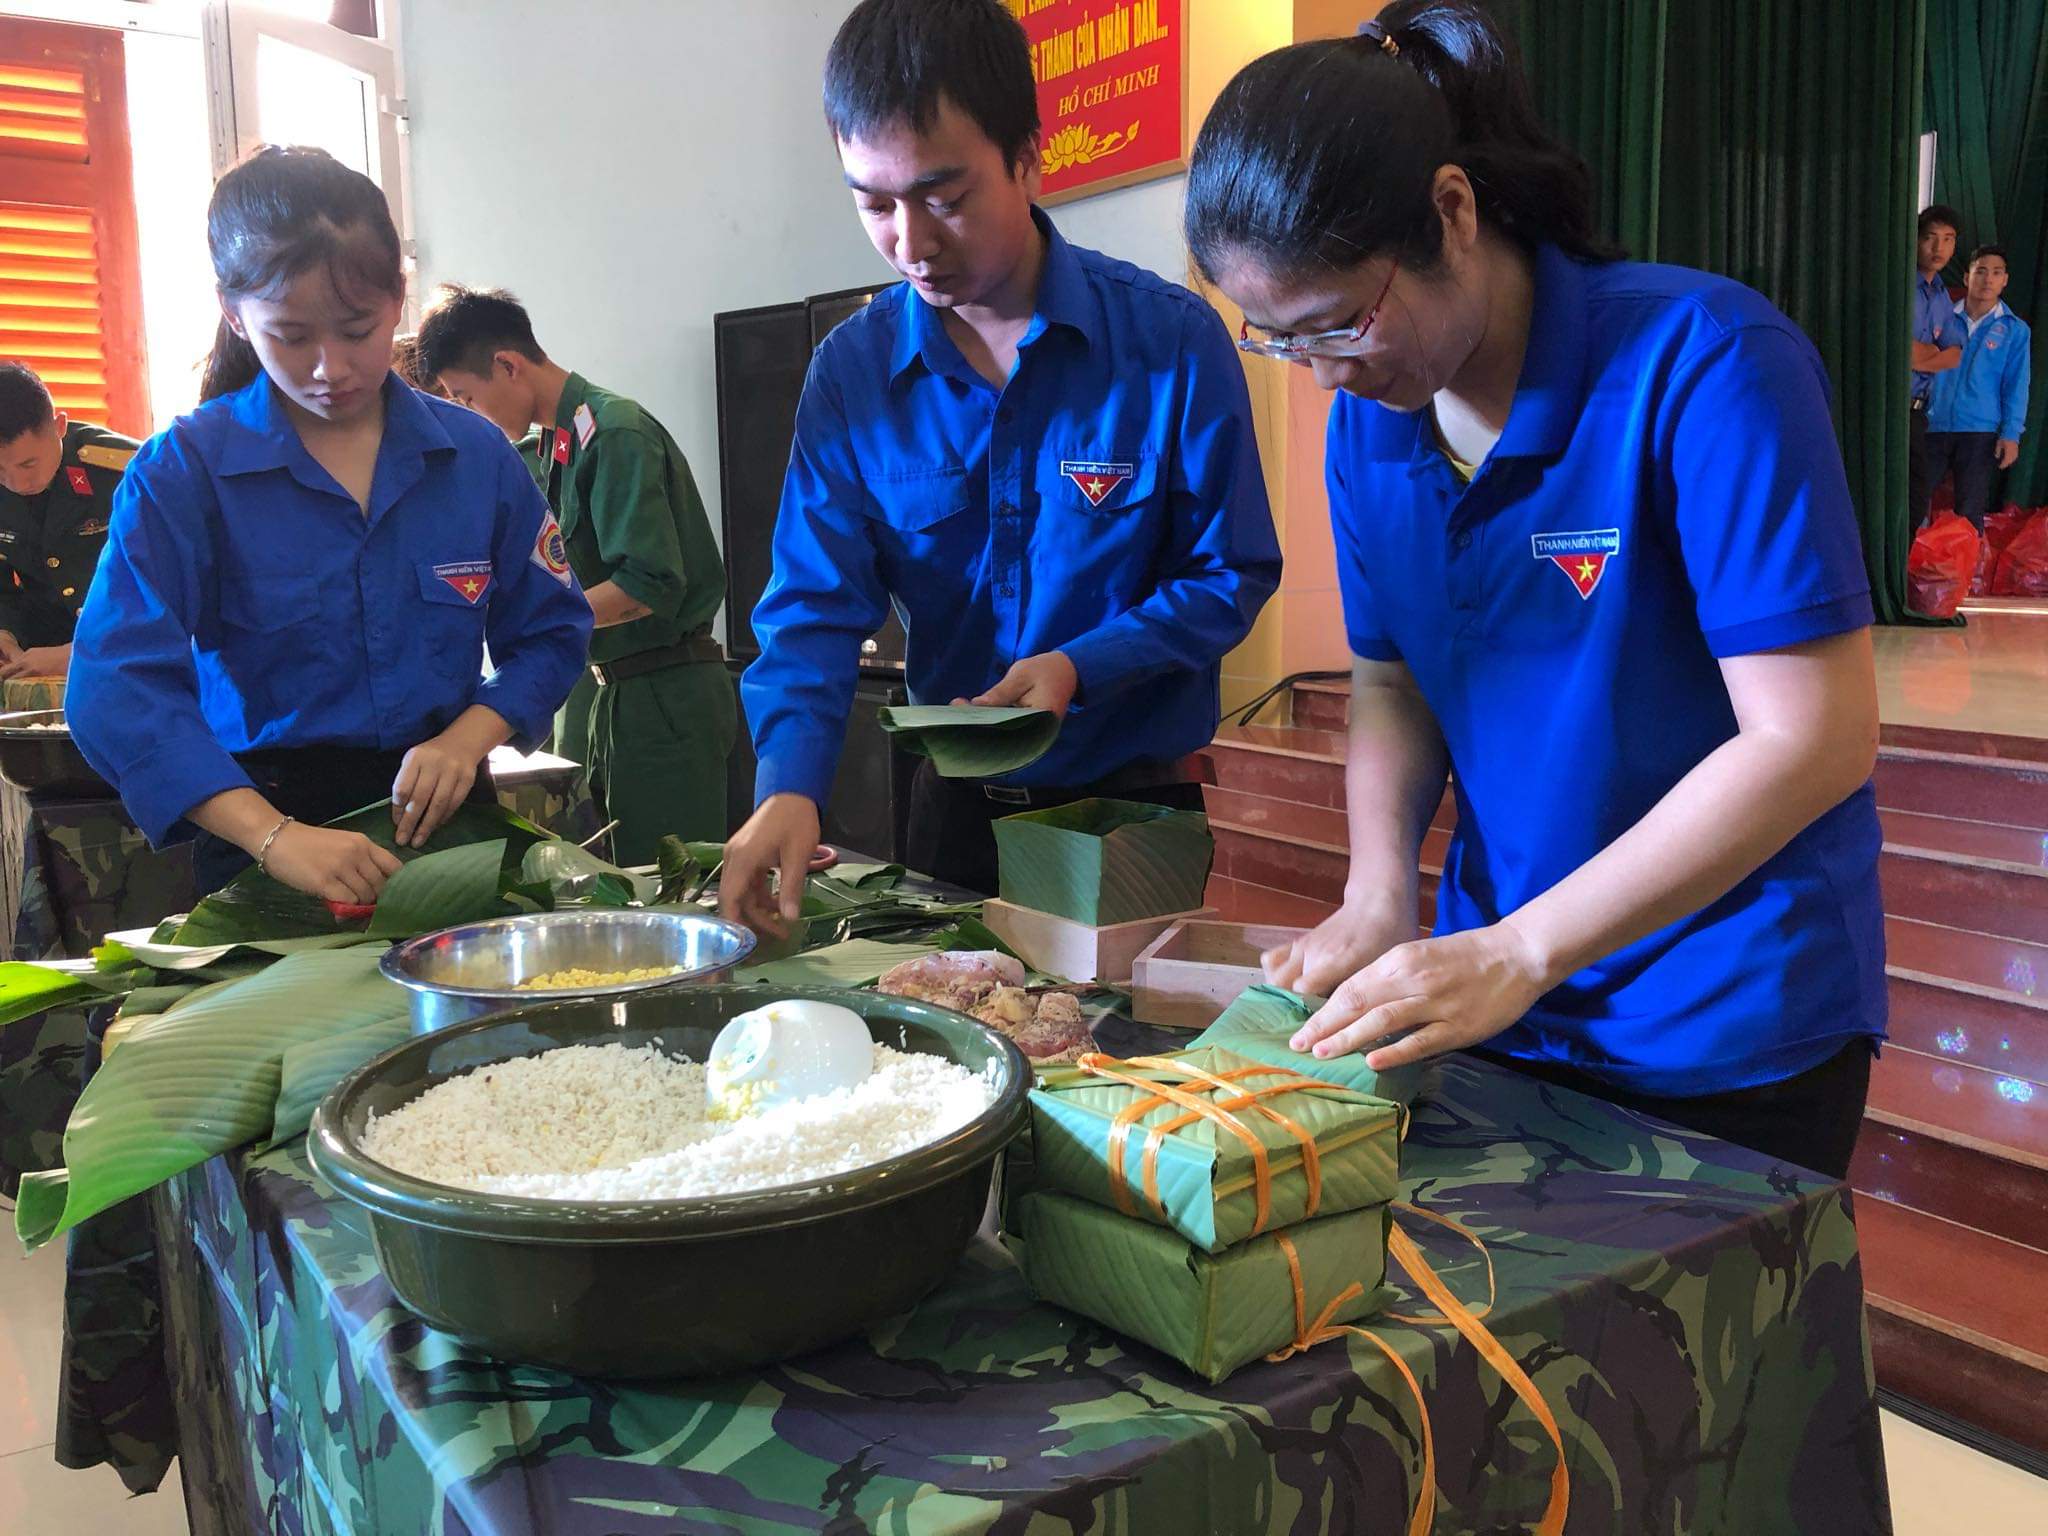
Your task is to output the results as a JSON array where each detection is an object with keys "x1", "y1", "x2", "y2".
[{"x1": 308, "y1": 984, "x2": 1030, "y2": 1379}]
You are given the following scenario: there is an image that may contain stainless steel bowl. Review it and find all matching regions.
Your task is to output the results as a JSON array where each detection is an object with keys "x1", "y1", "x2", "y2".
[{"x1": 379, "y1": 908, "x2": 757, "y2": 1036}]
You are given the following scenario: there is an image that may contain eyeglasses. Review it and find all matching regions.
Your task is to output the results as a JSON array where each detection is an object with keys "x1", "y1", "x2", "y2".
[{"x1": 1237, "y1": 259, "x2": 1401, "y2": 360}]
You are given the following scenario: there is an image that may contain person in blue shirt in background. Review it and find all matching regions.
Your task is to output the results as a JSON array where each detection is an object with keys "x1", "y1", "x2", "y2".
[
  {"x1": 1184, "y1": 0, "x2": 1885, "y2": 1179},
  {"x1": 69, "y1": 147, "x2": 591, "y2": 899},
  {"x1": 1909, "y1": 205, "x2": 1965, "y2": 530},
  {"x1": 723, "y1": 0, "x2": 1279, "y2": 922},
  {"x1": 1924, "y1": 243, "x2": 2032, "y2": 531}
]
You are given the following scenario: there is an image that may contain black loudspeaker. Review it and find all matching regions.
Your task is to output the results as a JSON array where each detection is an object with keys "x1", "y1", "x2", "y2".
[
  {"x1": 713, "y1": 301, "x2": 811, "y2": 664},
  {"x1": 725, "y1": 659, "x2": 917, "y2": 864}
]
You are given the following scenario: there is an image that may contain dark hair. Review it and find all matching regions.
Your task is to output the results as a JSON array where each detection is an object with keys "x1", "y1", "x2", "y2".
[
  {"x1": 1918, "y1": 205, "x2": 1963, "y2": 240},
  {"x1": 201, "y1": 146, "x2": 404, "y2": 403},
  {"x1": 414, "y1": 285, "x2": 545, "y2": 384},
  {"x1": 1968, "y1": 243, "x2": 2009, "y2": 268},
  {"x1": 389, "y1": 333, "x2": 433, "y2": 393},
  {"x1": 824, "y1": 0, "x2": 1039, "y2": 171},
  {"x1": 1185, "y1": 0, "x2": 1619, "y2": 288},
  {"x1": 0, "y1": 362, "x2": 55, "y2": 442}
]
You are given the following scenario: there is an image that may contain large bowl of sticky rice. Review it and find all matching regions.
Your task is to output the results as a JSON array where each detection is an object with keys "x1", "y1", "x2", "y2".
[{"x1": 308, "y1": 984, "x2": 1029, "y2": 1378}]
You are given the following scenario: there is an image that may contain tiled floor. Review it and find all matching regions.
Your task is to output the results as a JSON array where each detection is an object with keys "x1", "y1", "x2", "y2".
[
  {"x1": 1878, "y1": 607, "x2": 2048, "y2": 740},
  {"x1": 2, "y1": 1210, "x2": 2045, "y2": 1533},
  {"x1": 0, "y1": 1236, "x2": 188, "y2": 1535}
]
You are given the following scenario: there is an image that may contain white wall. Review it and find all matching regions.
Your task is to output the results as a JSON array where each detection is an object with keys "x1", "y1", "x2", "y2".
[
  {"x1": 400, "y1": 1, "x2": 887, "y2": 549},
  {"x1": 123, "y1": 27, "x2": 214, "y2": 429},
  {"x1": 399, "y1": 0, "x2": 1201, "y2": 555}
]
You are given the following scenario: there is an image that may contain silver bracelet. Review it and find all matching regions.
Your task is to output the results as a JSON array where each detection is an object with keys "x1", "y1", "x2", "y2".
[{"x1": 255, "y1": 815, "x2": 295, "y2": 873}]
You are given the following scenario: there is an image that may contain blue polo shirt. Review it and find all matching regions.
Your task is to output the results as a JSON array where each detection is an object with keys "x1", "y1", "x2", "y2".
[
  {"x1": 746, "y1": 209, "x2": 1280, "y2": 805},
  {"x1": 1328, "y1": 244, "x2": 1886, "y2": 1097},
  {"x1": 1913, "y1": 270, "x2": 1960, "y2": 402},
  {"x1": 69, "y1": 373, "x2": 593, "y2": 843}
]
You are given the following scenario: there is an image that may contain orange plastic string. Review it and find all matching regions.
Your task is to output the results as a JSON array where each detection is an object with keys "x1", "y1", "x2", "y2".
[
  {"x1": 1076, "y1": 1054, "x2": 1328, "y2": 1237},
  {"x1": 1387, "y1": 1222, "x2": 1569, "y2": 1536},
  {"x1": 1383, "y1": 1200, "x2": 1497, "y2": 1323},
  {"x1": 1267, "y1": 1234, "x2": 1435, "y2": 1536}
]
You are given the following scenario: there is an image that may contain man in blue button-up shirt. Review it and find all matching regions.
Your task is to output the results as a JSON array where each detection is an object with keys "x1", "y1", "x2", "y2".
[
  {"x1": 724, "y1": 0, "x2": 1279, "y2": 922},
  {"x1": 1908, "y1": 205, "x2": 1964, "y2": 528}
]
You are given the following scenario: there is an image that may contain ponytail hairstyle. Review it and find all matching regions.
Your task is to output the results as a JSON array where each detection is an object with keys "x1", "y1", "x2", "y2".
[
  {"x1": 200, "y1": 146, "x2": 405, "y2": 403},
  {"x1": 1185, "y1": 0, "x2": 1619, "y2": 289}
]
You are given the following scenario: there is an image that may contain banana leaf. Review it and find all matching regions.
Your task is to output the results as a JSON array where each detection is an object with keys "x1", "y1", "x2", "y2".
[
  {"x1": 735, "y1": 936, "x2": 951, "y2": 988},
  {"x1": 0, "y1": 957, "x2": 156, "y2": 1029},
  {"x1": 1189, "y1": 985, "x2": 1425, "y2": 1107},
  {"x1": 263, "y1": 1016, "x2": 410, "y2": 1150},
  {"x1": 172, "y1": 800, "x2": 547, "y2": 946},
  {"x1": 993, "y1": 798, "x2": 1213, "y2": 926},
  {"x1": 509, "y1": 840, "x2": 656, "y2": 908},
  {"x1": 365, "y1": 840, "x2": 511, "y2": 938},
  {"x1": 94, "y1": 930, "x2": 373, "y2": 974},
  {"x1": 14, "y1": 947, "x2": 411, "y2": 1252},
  {"x1": 653, "y1": 836, "x2": 727, "y2": 904},
  {"x1": 876, "y1": 704, "x2": 1061, "y2": 778}
]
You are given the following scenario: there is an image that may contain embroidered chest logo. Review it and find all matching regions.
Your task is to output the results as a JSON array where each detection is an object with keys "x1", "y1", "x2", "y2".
[
  {"x1": 1060, "y1": 459, "x2": 1134, "y2": 507},
  {"x1": 530, "y1": 512, "x2": 573, "y2": 586},
  {"x1": 1530, "y1": 527, "x2": 1621, "y2": 600},
  {"x1": 64, "y1": 467, "x2": 92, "y2": 497},
  {"x1": 433, "y1": 559, "x2": 494, "y2": 605}
]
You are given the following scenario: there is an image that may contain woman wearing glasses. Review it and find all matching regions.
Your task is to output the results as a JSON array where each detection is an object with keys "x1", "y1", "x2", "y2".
[{"x1": 1185, "y1": 0, "x2": 1885, "y2": 1179}]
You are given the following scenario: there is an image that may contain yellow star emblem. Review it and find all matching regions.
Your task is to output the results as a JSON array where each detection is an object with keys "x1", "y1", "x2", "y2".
[
  {"x1": 462, "y1": 578, "x2": 482, "y2": 597},
  {"x1": 1085, "y1": 477, "x2": 1106, "y2": 499},
  {"x1": 1576, "y1": 558, "x2": 1597, "y2": 583}
]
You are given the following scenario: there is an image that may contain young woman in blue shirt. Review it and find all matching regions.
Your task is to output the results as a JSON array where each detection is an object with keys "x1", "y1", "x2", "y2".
[{"x1": 70, "y1": 148, "x2": 591, "y2": 900}]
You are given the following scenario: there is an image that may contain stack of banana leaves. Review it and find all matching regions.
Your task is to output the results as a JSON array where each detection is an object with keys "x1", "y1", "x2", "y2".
[{"x1": 0, "y1": 803, "x2": 999, "y2": 1255}]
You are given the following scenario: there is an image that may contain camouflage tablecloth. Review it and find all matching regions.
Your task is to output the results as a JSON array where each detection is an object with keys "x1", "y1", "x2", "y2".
[{"x1": 150, "y1": 1056, "x2": 1890, "y2": 1536}]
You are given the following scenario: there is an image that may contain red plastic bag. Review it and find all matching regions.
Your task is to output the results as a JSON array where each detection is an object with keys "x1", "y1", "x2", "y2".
[
  {"x1": 1907, "y1": 511, "x2": 1981, "y2": 618},
  {"x1": 1992, "y1": 511, "x2": 2048, "y2": 598},
  {"x1": 1973, "y1": 504, "x2": 2030, "y2": 594}
]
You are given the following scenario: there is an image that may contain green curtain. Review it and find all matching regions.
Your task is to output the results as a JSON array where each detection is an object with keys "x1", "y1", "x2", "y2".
[
  {"x1": 1924, "y1": 0, "x2": 2048, "y2": 508},
  {"x1": 1494, "y1": 0, "x2": 1929, "y2": 623}
]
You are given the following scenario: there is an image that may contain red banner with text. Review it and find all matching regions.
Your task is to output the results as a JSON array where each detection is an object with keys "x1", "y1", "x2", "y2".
[{"x1": 1007, "y1": 0, "x2": 1184, "y2": 201}]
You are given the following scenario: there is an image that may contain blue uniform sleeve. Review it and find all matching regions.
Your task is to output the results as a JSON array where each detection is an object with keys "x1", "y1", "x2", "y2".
[
  {"x1": 1657, "y1": 323, "x2": 1873, "y2": 657},
  {"x1": 1324, "y1": 397, "x2": 1402, "y2": 663},
  {"x1": 67, "y1": 429, "x2": 253, "y2": 845},
  {"x1": 2002, "y1": 321, "x2": 2032, "y2": 441},
  {"x1": 474, "y1": 447, "x2": 594, "y2": 748},
  {"x1": 743, "y1": 356, "x2": 891, "y2": 807},
  {"x1": 1059, "y1": 302, "x2": 1280, "y2": 698}
]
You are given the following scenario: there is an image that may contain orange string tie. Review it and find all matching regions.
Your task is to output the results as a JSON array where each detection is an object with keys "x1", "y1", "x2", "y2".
[
  {"x1": 1267, "y1": 1233, "x2": 1436, "y2": 1536},
  {"x1": 1076, "y1": 1054, "x2": 1328, "y2": 1237}
]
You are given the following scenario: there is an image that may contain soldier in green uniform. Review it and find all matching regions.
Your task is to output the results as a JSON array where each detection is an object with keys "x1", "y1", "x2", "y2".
[
  {"x1": 416, "y1": 287, "x2": 733, "y2": 861},
  {"x1": 0, "y1": 363, "x2": 137, "y2": 681}
]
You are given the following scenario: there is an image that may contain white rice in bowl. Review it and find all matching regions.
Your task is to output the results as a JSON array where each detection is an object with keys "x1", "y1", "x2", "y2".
[{"x1": 358, "y1": 1041, "x2": 997, "y2": 1201}]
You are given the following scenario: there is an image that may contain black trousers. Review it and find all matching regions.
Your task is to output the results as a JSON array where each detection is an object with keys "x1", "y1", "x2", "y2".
[
  {"x1": 188, "y1": 745, "x2": 497, "y2": 898},
  {"x1": 1923, "y1": 430, "x2": 2000, "y2": 531},
  {"x1": 1907, "y1": 401, "x2": 1936, "y2": 531},
  {"x1": 1475, "y1": 1037, "x2": 1875, "y2": 1180},
  {"x1": 905, "y1": 759, "x2": 1207, "y2": 896}
]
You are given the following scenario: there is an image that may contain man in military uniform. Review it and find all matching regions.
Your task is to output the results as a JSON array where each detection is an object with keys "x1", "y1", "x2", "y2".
[
  {"x1": 0, "y1": 363, "x2": 136, "y2": 680},
  {"x1": 416, "y1": 287, "x2": 733, "y2": 862}
]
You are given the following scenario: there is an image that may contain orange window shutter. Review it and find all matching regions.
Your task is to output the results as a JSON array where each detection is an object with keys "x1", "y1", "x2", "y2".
[{"x1": 0, "y1": 19, "x2": 149, "y2": 436}]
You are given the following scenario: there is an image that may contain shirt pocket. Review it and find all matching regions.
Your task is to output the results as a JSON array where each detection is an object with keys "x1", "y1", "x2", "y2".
[
  {"x1": 218, "y1": 572, "x2": 324, "y2": 635},
  {"x1": 867, "y1": 468, "x2": 972, "y2": 533},
  {"x1": 416, "y1": 559, "x2": 493, "y2": 680},
  {"x1": 1035, "y1": 452, "x2": 1163, "y2": 518}
]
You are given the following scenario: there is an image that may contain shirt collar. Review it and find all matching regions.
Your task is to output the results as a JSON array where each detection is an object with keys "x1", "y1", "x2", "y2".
[
  {"x1": 1492, "y1": 242, "x2": 1590, "y2": 461},
  {"x1": 1919, "y1": 270, "x2": 1951, "y2": 295},
  {"x1": 216, "y1": 372, "x2": 455, "y2": 511},
  {"x1": 1360, "y1": 242, "x2": 1590, "y2": 468},
  {"x1": 1954, "y1": 298, "x2": 2010, "y2": 321},
  {"x1": 888, "y1": 206, "x2": 1097, "y2": 385},
  {"x1": 554, "y1": 371, "x2": 592, "y2": 434}
]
